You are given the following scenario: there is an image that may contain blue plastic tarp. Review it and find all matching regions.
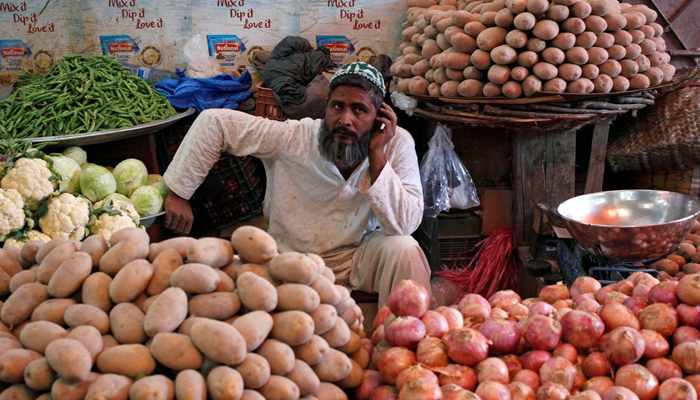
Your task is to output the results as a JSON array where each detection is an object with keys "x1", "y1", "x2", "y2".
[{"x1": 153, "y1": 71, "x2": 254, "y2": 113}]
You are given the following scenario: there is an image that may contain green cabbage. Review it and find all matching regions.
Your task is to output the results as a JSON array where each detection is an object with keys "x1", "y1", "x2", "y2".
[
  {"x1": 113, "y1": 159, "x2": 148, "y2": 197},
  {"x1": 150, "y1": 181, "x2": 170, "y2": 200},
  {"x1": 79, "y1": 165, "x2": 117, "y2": 203},
  {"x1": 102, "y1": 193, "x2": 132, "y2": 205},
  {"x1": 49, "y1": 156, "x2": 81, "y2": 194},
  {"x1": 147, "y1": 174, "x2": 164, "y2": 185},
  {"x1": 130, "y1": 185, "x2": 164, "y2": 217},
  {"x1": 62, "y1": 146, "x2": 88, "y2": 166}
]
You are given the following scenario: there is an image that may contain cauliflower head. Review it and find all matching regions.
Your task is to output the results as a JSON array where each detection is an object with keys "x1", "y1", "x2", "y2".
[
  {"x1": 3, "y1": 230, "x2": 51, "y2": 249},
  {"x1": 1, "y1": 157, "x2": 57, "y2": 207},
  {"x1": 0, "y1": 188, "x2": 26, "y2": 236},
  {"x1": 91, "y1": 199, "x2": 141, "y2": 243},
  {"x1": 38, "y1": 193, "x2": 90, "y2": 241}
]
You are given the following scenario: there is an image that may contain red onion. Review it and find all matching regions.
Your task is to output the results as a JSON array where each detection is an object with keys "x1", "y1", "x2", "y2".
[
  {"x1": 361, "y1": 338, "x2": 373, "y2": 355},
  {"x1": 599, "y1": 301, "x2": 640, "y2": 331},
  {"x1": 522, "y1": 298, "x2": 540, "y2": 308},
  {"x1": 678, "y1": 274, "x2": 700, "y2": 306},
  {"x1": 384, "y1": 313, "x2": 397, "y2": 330},
  {"x1": 560, "y1": 310, "x2": 605, "y2": 349},
  {"x1": 540, "y1": 356, "x2": 577, "y2": 391},
  {"x1": 417, "y1": 337, "x2": 448, "y2": 368},
  {"x1": 638, "y1": 303, "x2": 679, "y2": 338},
  {"x1": 377, "y1": 347, "x2": 416, "y2": 385},
  {"x1": 575, "y1": 365, "x2": 587, "y2": 390},
  {"x1": 479, "y1": 318, "x2": 521, "y2": 355},
  {"x1": 438, "y1": 364, "x2": 477, "y2": 391},
  {"x1": 356, "y1": 370, "x2": 383, "y2": 400},
  {"x1": 552, "y1": 343, "x2": 578, "y2": 364},
  {"x1": 442, "y1": 328, "x2": 490, "y2": 366},
  {"x1": 475, "y1": 357, "x2": 509, "y2": 384},
  {"x1": 370, "y1": 385, "x2": 398, "y2": 400},
  {"x1": 601, "y1": 387, "x2": 640, "y2": 400},
  {"x1": 600, "y1": 327, "x2": 645, "y2": 366},
  {"x1": 658, "y1": 378, "x2": 698, "y2": 400},
  {"x1": 639, "y1": 276, "x2": 661, "y2": 288},
  {"x1": 372, "y1": 325, "x2": 386, "y2": 345},
  {"x1": 374, "y1": 306, "x2": 392, "y2": 330},
  {"x1": 604, "y1": 291, "x2": 629, "y2": 304},
  {"x1": 488, "y1": 290, "x2": 522, "y2": 313},
  {"x1": 684, "y1": 376, "x2": 700, "y2": 397},
  {"x1": 372, "y1": 340, "x2": 391, "y2": 368},
  {"x1": 529, "y1": 302, "x2": 554, "y2": 317},
  {"x1": 577, "y1": 299, "x2": 601, "y2": 313},
  {"x1": 396, "y1": 364, "x2": 439, "y2": 392},
  {"x1": 646, "y1": 358, "x2": 683, "y2": 382},
  {"x1": 594, "y1": 286, "x2": 615, "y2": 305},
  {"x1": 539, "y1": 283, "x2": 570, "y2": 304},
  {"x1": 574, "y1": 293, "x2": 597, "y2": 307},
  {"x1": 632, "y1": 284, "x2": 651, "y2": 298},
  {"x1": 614, "y1": 364, "x2": 659, "y2": 400},
  {"x1": 385, "y1": 316, "x2": 426, "y2": 348},
  {"x1": 491, "y1": 307, "x2": 509, "y2": 320},
  {"x1": 583, "y1": 377, "x2": 615, "y2": 395},
  {"x1": 476, "y1": 380, "x2": 511, "y2": 400},
  {"x1": 672, "y1": 341, "x2": 700, "y2": 374},
  {"x1": 514, "y1": 315, "x2": 530, "y2": 332},
  {"x1": 677, "y1": 304, "x2": 700, "y2": 328},
  {"x1": 459, "y1": 294, "x2": 492, "y2": 325},
  {"x1": 570, "y1": 391, "x2": 603, "y2": 400},
  {"x1": 513, "y1": 369, "x2": 541, "y2": 392},
  {"x1": 554, "y1": 307, "x2": 572, "y2": 322},
  {"x1": 614, "y1": 280, "x2": 635, "y2": 296},
  {"x1": 442, "y1": 384, "x2": 480, "y2": 400},
  {"x1": 523, "y1": 350, "x2": 553, "y2": 372},
  {"x1": 508, "y1": 382, "x2": 536, "y2": 400},
  {"x1": 536, "y1": 382, "x2": 570, "y2": 400},
  {"x1": 581, "y1": 352, "x2": 612, "y2": 378},
  {"x1": 674, "y1": 326, "x2": 700, "y2": 346},
  {"x1": 510, "y1": 303, "x2": 530, "y2": 318},
  {"x1": 387, "y1": 280, "x2": 430, "y2": 318},
  {"x1": 622, "y1": 297, "x2": 647, "y2": 314},
  {"x1": 571, "y1": 277, "x2": 602, "y2": 299},
  {"x1": 648, "y1": 280, "x2": 680, "y2": 307},
  {"x1": 524, "y1": 315, "x2": 562, "y2": 350},
  {"x1": 398, "y1": 378, "x2": 442, "y2": 400},
  {"x1": 437, "y1": 306, "x2": 464, "y2": 331},
  {"x1": 552, "y1": 300, "x2": 573, "y2": 310},
  {"x1": 642, "y1": 329, "x2": 670, "y2": 358},
  {"x1": 499, "y1": 354, "x2": 523, "y2": 380},
  {"x1": 421, "y1": 311, "x2": 450, "y2": 339}
]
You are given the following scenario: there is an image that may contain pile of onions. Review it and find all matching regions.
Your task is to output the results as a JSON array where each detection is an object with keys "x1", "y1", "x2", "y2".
[
  {"x1": 582, "y1": 352, "x2": 613, "y2": 378},
  {"x1": 599, "y1": 301, "x2": 641, "y2": 331},
  {"x1": 385, "y1": 316, "x2": 426, "y2": 348},
  {"x1": 600, "y1": 327, "x2": 645, "y2": 366},
  {"x1": 539, "y1": 283, "x2": 570, "y2": 305},
  {"x1": 442, "y1": 328, "x2": 490, "y2": 366},
  {"x1": 387, "y1": 279, "x2": 430, "y2": 318},
  {"x1": 571, "y1": 277, "x2": 602, "y2": 299},
  {"x1": 524, "y1": 315, "x2": 562, "y2": 350},
  {"x1": 479, "y1": 318, "x2": 521, "y2": 354},
  {"x1": 614, "y1": 364, "x2": 659, "y2": 400},
  {"x1": 658, "y1": 378, "x2": 698, "y2": 400},
  {"x1": 638, "y1": 303, "x2": 679, "y2": 338},
  {"x1": 459, "y1": 294, "x2": 492, "y2": 324},
  {"x1": 560, "y1": 310, "x2": 605, "y2": 348}
]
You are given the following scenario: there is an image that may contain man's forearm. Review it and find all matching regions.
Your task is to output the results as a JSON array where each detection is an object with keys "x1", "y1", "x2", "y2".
[{"x1": 368, "y1": 149, "x2": 387, "y2": 184}]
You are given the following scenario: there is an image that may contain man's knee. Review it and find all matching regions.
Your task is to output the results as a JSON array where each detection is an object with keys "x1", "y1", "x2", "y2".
[{"x1": 376, "y1": 234, "x2": 422, "y2": 256}]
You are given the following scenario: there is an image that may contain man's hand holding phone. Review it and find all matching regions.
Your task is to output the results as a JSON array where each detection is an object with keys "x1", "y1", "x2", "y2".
[{"x1": 369, "y1": 102, "x2": 397, "y2": 152}]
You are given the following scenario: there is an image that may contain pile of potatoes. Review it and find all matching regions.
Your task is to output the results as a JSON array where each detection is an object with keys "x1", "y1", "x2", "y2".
[
  {"x1": 0, "y1": 226, "x2": 368, "y2": 400},
  {"x1": 392, "y1": 0, "x2": 675, "y2": 98}
]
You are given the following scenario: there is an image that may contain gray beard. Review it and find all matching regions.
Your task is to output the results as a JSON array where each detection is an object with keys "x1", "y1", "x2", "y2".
[{"x1": 318, "y1": 122, "x2": 371, "y2": 168}]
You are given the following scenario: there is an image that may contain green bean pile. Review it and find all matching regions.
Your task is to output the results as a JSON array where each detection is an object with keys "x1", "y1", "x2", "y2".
[{"x1": 0, "y1": 55, "x2": 178, "y2": 139}]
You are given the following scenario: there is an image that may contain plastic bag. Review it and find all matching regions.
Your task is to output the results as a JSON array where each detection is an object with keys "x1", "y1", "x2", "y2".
[
  {"x1": 420, "y1": 123, "x2": 480, "y2": 218},
  {"x1": 390, "y1": 91, "x2": 417, "y2": 116},
  {"x1": 183, "y1": 34, "x2": 224, "y2": 79},
  {"x1": 153, "y1": 71, "x2": 254, "y2": 113}
]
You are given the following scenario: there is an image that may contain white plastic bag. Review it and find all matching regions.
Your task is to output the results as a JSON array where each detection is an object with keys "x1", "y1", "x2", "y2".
[
  {"x1": 183, "y1": 34, "x2": 223, "y2": 79},
  {"x1": 420, "y1": 123, "x2": 480, "y2": 217}
]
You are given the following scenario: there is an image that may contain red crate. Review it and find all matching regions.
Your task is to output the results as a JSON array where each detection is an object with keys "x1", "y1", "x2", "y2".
[{"x1": 255, "y1": 84, "x2": 287, "y2": 121}]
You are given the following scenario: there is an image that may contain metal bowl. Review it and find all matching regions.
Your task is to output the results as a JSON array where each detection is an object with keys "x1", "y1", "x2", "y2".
[{"x1": 556, "y1": 190, "x2": 700, "y2": 263}]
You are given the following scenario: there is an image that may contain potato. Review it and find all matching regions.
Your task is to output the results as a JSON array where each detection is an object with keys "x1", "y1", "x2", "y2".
[
  {"x1": 581, "y1": 64, "x2": 600, "y2": 79},
  {"x1": 619, "y1": 59, "x2": 639, "y2": 78},
  {"x1": 452, "y1": 10, "x2": 477, "y2": 27},
  {"x1": 306, "y1": 304, "x2": 336, "y2": 336},
  {"x1": 440, "y1": 80, "x2": 459, "y2": 98},
  {"x1": 570, "y1": 1, "x2": 591, "y2": 18},
  {"x1": 336, "y1": 359, "x2": 363, "y2": 390},
  {"x1": 85, "y1": 374, "x2": 133, "y2": 400},
  {"x1": 259, "y1": 375, "x2": 300, "y2": 400},
  {"x1": 500, "y1": 31, "x2": 526, "y2": 52},
  {"x1": 107, "y1": 259, "x2": 154, "y2": 304},
  {"x1": 80, "y1": 235, "x2": 107, "y2": 269},
  {"x1": 488, "y1": 45, "x2": 515, "y2": 66},
  {"x1": 64, "y1": 304, "x2": 109, "y2": 334},
  {"x1": 19, "y1": 321, "x2": 67, "y2": 354},
  {"x1": 29, "y1": 299, "x2": 74, "y2": 327},
  {"x1": 185, "y1": 238, "x2": 233, "y2": 269},
  {"x1": 271, "y1": 311, "x2": 315, "y2": 347},
  {"x1": 312, "y1": 348, "x2": 353, "y2": 383},
  {"x1": 558, "y1": 63, "x2": 583, "y2": 81},
  {"x1": 482, "y1": 82, "x2": 502, "y2": 97},
  {"x1": 428, "y1": 82, "x2": 441, "y2": 97},
  {"x1": 566, "y1": 46, "x2": 589, "y2": 65},
  {"x1": 624, "y1": 12, "x2": 646, "y2": 30},
  {"x1": 234, "y1": 353, "x2": 270, "y2": 389},
  {"x1": 190, "y1": 319, "x2": 246, "y2": 366},
  {"x1": 128, "y1": 375, "x2": 174, "y2": 400},
  {"x1": 35, "y1": 239, "x2": 68, "y2": 265},
  {"x1": 403, "y1": 45, "x2": 420, "y2": 56},
  {"x1": 593, "y1": 74, "x2": 613, "y2": 93},
  {"x1": 9, "y1": 270, "x2": 35, "y2": 293},
  {"x1": 625, "y1": 5, "x2": 657, "y2": 22},
  {"x1": 607, "y1": 44, "x2": 626, "y2": 60},
  {"x1": 441, "y1": 53, "x2": 471, "y2": 70},
  {"x1": 142, "y1": 250, "x2": 182, "y2": 296},
  {"x1": 321, "y1": 317, "x2": 351, "y2": 349},
  {"x1": 238, "y1": 264, "x2": 280, "y2": 286},
  {"x1": 585, "y1": 16, "x2": 607, "y2": 36},
  {"x1": 453, "y1": 79, "x2": 482, "y2": 98},
  {"x1": 423, "y1": 25, "x2": 440, "y2": 40},
  {"x1": 314, "y1": 383, "x2": 348, "y2": 400},
  {"x1": 629, "y1": 73, "x2": 650, "y2": 89},
  {"x1": 99, "y1": 240, "x2": 149, "y2": 277},
  {"x1": 639, "y1": 38, "x2": 657, "y2": 56},
  {"x1": 151, "y1": 333, "x2": 203, "y2": 371},
  {"x1": 506, "y1": 0, "x2": 527, "y2": 13},
  {"x1": 407, "y1": 76, "x2": 428, "y2": 95},
  {"x1": 475, "y1": 27, "x2": 507, "y2": 51},
  {"x1": 635, "y1": 54, "x2": 651, "y2": 73},
  {"x1": 106, "y1": 303, "x2": 145, "y2": 345},
  {"x1": 601, "y1": 14, "x2": 625, "y2": 33},
  {"x1": 522, "y1": 75, "x2": 543, "y2": 97},
  {"x1": 294, "y1": 336, "x2": 330, "y2": 368},
  {"x1": 436, "y1": 33, "x2": 451, "y2": 51},
  {"x1": 0, "y1": 337, "x2": 21, "y2": 355},
  {"x1": 230, "y1": 226, "x2": 278, "y2": 265},
  {"x1": 268, "y1": 253, "x2": 316, "y2": 285},
  {"x1": 402, "y1": 26, "x2": 420, "y2": 42},
  {"x1": 640, "y1": 25, "x2": 655, "y2": 40},
  {"x1": 532, "y1": 20, "x2": 559, "y2": 40},
  {"x1": 109, "y1": 227, "x2": 148, "y2": 247},
  {"x1": 486, "y1": 65, "x2": 510, "y2": 85},
  {"x1": 524, "y1": 0, "x2": 547, "y2": 15},
  {"x1": 175, "y1": 370, "x2": 207, "y2": 400},
  {"x1": 102, "y1": 334, "x2": 119, "y2": 351},
  {"x1": 575, "y1": 32, "x2": 597, "y2": 49},
  {"x1": 462, "y1": 22, "x2": 485, "y2": 39},
  {"x1": 591, "y1": 33, "x2": 613, "y2": 50},
  {"x1": 449, "y1": 34, "x2": 477, "y2": 55},
  {"x1": 562, "y1": 18, "x2": 585, "y2": 34},
  {"x1": 517, "y1": 51, "x2": 539, "y2": 68},
  {"x1": 612, "y1": 75, "x2": 630, "y2": 92},
  {"x1": 308, "y1": 276, "x2": 340, "y2": 307},
  {"x1": 525, "y1": 39, "x2": 545, "y2": 54},
  {"x1": 287, "y1": 360, "x2": 320, "y2": 397},
  {"x1": 170, "y1": 263, "x2": 220, "y2": 295},
  {"x1": 466, "y1": 50, "x2": 490, "y2": 72},
  {"x1": 0, "y1": 385, "x2": 39, "y2": 400},
  {"x1": 67, "y1": 325, "x2": 102, "y2": 363},
  {"x1": 226, "y1": 310, "x2": 273, "y2": 353},
  {"x1": 551, "y1": 33, "x2": 575, "y2": 50},
  {"x1": 599, "y1": 59, "x2": 622, "y2": 77},
  {"x1": 45, "y1": 339, "x2": 92, "y2": 384},
  {"x1": 505, "y1": 67, "x2": 528, "y2": 83},
  {"x1": 480, "y1": 11, "x2": 497, "y2": 26},
  {"x1": 546, "y1": 5, "x2": 569, "y2": 22},
  {"x1": 97, "y1": 344, "x2": 155, "y2": 377},
  {"x1": 542, "y1": 48, "x2": 565, "y2": 65},
  {"x1": 410, "y1": 60, "x2": 430, "y2": 79},
  {"x1": 36, "y1": 242, "x2": 80, "y2": 284},
  {"x1": 642, "y1": 67, "x2": 662, "y2": 86},
  {"x1": 23, "y1": 358, "x2": 56, "y2": 391},
  {"x1": 587, "y1": 47, "x2": 609, "y2": 65},
  {"x1": 2, "y1": 283, "x2": 49, "y2": 328},
  {"x1": 19, "y1": 241, "x2": 43, "y2": 268},
  {"x1": 0, "y1": 349, "x2": 42, "y2": 383},
  {"x1": 611, "y1": 31, "x2": 632, "y2": 48},
  {"x1": 237, "y1": 272, "x2": 278, "y2": 312},
  {"x1": 513, "y1": 12, "x2": 536, "y2": 31},
  {"x1": 147, "y1": 238, "x2": 194, "y2": 263},
  {"x1": 533, "y1": 62, "x2": 558, "y2": 80},
  {"x1": 649, "y1": 22, "x2": 663, "y2": 37},
  {"x1": 567, "y1": 78, "x2": 595, "y2": 93},
  {"x1": 494, "y1": 9, "x2": 514, "y2": 28},
  {"x1": 624, "y1": 43, "x2": 642, "y2": 60},
  {"x1": 143, "y1": 287, "x2": 188, "y2": 337},
  {"x1": 661, "y1": 64, "x2": 676, "y2": 83}
]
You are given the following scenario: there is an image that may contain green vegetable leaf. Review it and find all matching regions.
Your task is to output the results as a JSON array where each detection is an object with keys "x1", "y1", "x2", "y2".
[
  {"x1": 91, "y1": 200, "x2": 123, "y2": 218},
  {"x1": 36, "y1": 196, "x2": 52, "y2": 219}
]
